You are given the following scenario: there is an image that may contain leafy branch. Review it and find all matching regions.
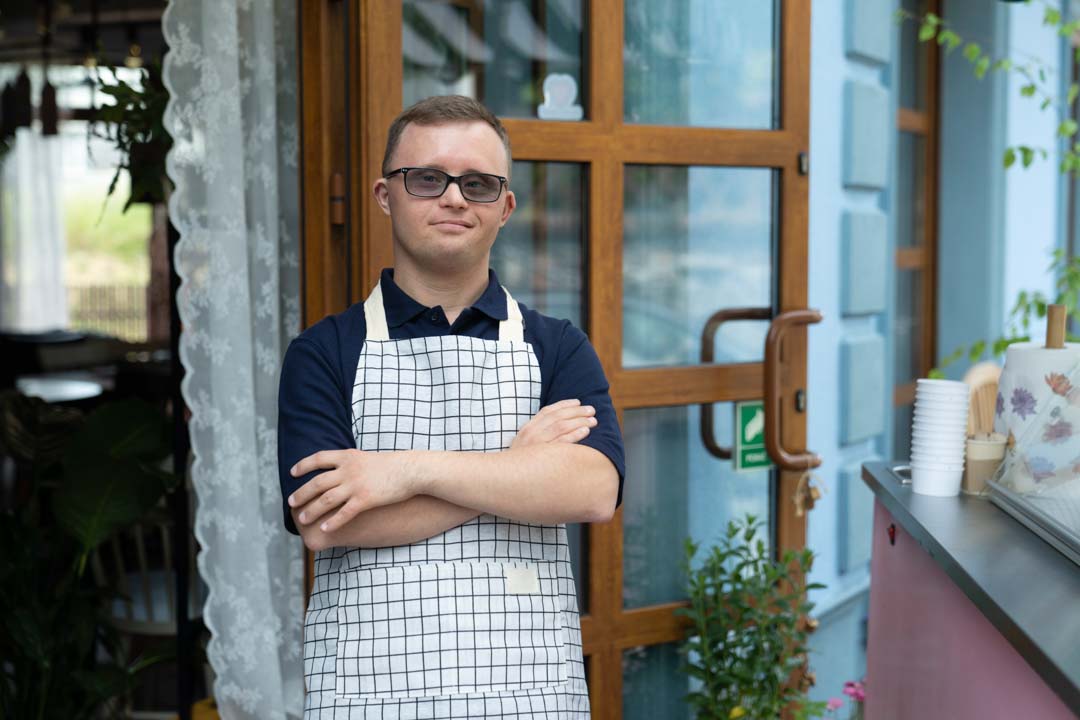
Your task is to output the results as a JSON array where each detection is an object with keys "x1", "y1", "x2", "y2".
[
  {"x1": 895, "y1": 3, "x2": 1080, "y2": 173},
  {"x1": 932, "y1": 249, "x2": 1080, "y2": 376}
]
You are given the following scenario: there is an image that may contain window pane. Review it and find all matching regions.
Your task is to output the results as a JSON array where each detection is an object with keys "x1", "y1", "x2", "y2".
[
  {"x1": 494, "y1": 161, "x2": 585, "y2": 328},
  {"x1": 623, "y1": 643, "x2": 692, "y2": 720},
  {"x1": 623, "y1": 165, "x2": 775, "y2": 368},
  {"x1": 897, "y1": 132, "x2": 926, "y2": 248},
  {"x1": 893, "y1": 269, "x2": 923, "y2": 385},
  {"x1": 403, "y1": 0, "x2": 586, "y2": 121},
  {"x1": 899, "y1": 0, "x2": 927, "y2": 111},
  {"x1": 493, "y1": 160, "x2": 587, "y2": 608},
  {"x1": 624, "y1": 0, "x2": 778, "y2": 128},
  {"x1": 622, "y1": 404, "x2": 772, "y2": 609}
]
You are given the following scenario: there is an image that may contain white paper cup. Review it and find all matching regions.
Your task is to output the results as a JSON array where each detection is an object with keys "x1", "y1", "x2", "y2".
[
  {"x1": 916, "y1": 387, "x2": 970, "y2": 400},
  {"x1": 911, "y1": 444, "x2": 966, "y2": 460},
  {"x1": 911, "y1": 405, "x2": 972, "y2": 416},
  {"x1": 911, "y1": 429, "x2": 968, "y2": 442},
  {"x1": 913, "y1": 412, "x2": 969, "y2": 427},
  {"x1": 917, "y1": 379, "x2": 970, "y2": 393},
  {"x1": 911, "y1": 465, "x2": 964, "y2": 496},
  {"x1": 911, "y1": 451, "x2": 965, "y2": 467},
  {"x1": 914, "y1": 398, "x2": 970, "y2": 411}
]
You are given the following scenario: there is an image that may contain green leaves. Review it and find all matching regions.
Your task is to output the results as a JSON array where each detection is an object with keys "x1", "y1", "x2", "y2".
[
  {"x1": 53, "y1": 399, "x2": 176, "y2": 569},
  {"x1": 679, "y1": 516, "x2": 821, "y2": 719}
]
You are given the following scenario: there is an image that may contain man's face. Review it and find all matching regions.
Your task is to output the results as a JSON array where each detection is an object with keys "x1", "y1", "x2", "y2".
[{"x1": 373, "y1": 120, "x2": 516, "y2": 272}]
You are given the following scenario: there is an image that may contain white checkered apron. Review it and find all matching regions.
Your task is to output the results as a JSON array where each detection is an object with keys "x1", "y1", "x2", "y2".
[{"x1": 302, "y1": 284, "x2": 589, "y2": 718}]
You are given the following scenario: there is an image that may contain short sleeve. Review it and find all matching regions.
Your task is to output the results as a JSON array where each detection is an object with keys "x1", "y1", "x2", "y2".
[
  {"x1": 277, "y1": 337, "x2": 356, "y2": 534},
  {"x1": 542, "y1": 323, "x2": 626, "y2": 508}
]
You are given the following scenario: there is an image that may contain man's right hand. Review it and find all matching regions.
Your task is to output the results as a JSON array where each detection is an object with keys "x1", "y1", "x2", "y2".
[{"x1": 510, "y1": 398, "x2": 597, "y2": 450}]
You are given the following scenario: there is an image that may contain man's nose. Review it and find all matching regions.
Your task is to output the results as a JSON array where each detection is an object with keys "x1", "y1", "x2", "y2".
[{"x1": 439, "y1": 180, "x2": 469, "y2": 208}]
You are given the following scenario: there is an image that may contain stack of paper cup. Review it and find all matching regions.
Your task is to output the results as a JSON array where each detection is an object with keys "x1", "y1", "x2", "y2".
[{"x1": 910, "y1": 378, "x2": 970, "y2": 497}]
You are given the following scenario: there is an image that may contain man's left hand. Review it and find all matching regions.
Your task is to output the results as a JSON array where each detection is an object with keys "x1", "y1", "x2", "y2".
[{"x1": 288, "y1": 449, "x2": 416, "y2": 532}]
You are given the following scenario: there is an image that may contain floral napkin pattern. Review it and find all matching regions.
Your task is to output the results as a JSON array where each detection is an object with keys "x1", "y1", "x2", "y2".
[{"x1": 995, "y1": 367, "x2": 1080, "y2": 493}]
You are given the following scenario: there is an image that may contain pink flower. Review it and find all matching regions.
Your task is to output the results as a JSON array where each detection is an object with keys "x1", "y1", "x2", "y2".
[
  {"x1": 827, "y1": 697, "x2": 844, "y2": 711},
  {"x1": 843, "y1": 680, "x2": 866, "y2": 703}
]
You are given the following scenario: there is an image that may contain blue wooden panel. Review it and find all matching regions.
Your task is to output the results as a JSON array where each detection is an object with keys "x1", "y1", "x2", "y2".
[
  {"x1": 847, "y1": 0, "x2": 892, "y2": 65},
  {"x1": 839, "y1": 460, "x2": 879, "y2": 574},
  {"x1": 844, "y1": 81, "x2": 890, "y2": 190},
  {"x1": 841, "y1": 334, "x2": 886, "y2": 444},
  {"x1": 843, "y1": 211, "x2": 888, "y2": 316}
]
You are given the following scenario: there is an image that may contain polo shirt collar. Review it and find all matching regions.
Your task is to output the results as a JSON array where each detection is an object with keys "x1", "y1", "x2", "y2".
[{"x1": 379, "y1": 268, "x2": 508, "y2": 328}]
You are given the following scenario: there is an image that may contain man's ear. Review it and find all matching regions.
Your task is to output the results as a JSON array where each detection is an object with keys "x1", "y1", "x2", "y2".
[
  {"x1": 499, "y1": 190, "x2": 516, "y2": 228},
  {"x1": 373, "y1": 178, "x2": 392, "y2": 216}
]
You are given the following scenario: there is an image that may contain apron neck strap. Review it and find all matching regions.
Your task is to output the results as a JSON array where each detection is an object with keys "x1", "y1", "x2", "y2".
[{"x1": 362, "y1": 281, "x2": 524, "y2": 343}]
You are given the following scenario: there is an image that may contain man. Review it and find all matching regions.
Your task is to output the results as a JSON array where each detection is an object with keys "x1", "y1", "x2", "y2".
[{"x1": 278, "y1": 95, "x2": 624, "y2": 719}]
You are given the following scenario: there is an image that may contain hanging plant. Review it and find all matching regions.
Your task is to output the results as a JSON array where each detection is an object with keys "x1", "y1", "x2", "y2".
[{"x1": 91, "y1": 62, "x2": 172, "y2": 212}]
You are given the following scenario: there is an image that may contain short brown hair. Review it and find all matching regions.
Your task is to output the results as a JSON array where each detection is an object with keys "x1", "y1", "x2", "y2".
[{"x1": 382, "y1": 95, "x2": 513, "y2": 179}]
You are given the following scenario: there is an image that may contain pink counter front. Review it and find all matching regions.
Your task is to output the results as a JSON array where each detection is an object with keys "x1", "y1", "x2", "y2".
[{"x1": 861, "y1": 463, "x2": 1079, "y2": 720}]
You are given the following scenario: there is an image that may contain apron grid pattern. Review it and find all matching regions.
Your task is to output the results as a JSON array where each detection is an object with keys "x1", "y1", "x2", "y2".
[{"x1": 302, "y1": 289, "x2": 589, "y2": 718}]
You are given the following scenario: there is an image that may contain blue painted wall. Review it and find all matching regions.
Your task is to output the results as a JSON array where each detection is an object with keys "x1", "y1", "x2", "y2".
[{"x1": 805, "y1": 0, "x2": 1071, "y2": 711}]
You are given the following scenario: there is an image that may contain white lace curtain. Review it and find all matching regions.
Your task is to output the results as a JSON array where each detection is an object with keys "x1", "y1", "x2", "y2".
[
  {"x1": 162, "y1": 1, "x2": 304, "y2": 717},
  {"x1": 0, "y1": 128, "x2": 68, "y2": 333}
]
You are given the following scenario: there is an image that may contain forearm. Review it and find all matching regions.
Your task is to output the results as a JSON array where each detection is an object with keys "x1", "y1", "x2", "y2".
[
  {"x1": 406, "y1": 444, "x2": 618, "y2": 525},
  {"x1": 294, "y1": 495, "x2": 480, "y2": 551}
]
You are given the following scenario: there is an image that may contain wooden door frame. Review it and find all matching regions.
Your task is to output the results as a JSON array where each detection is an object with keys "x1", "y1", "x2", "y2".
[{"x1": 298, "y1": 2, "x2": 813, "y2": 715}]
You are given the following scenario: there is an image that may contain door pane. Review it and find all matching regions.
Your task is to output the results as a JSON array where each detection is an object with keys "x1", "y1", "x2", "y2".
[
  {"x1": 623, "y1": 165, "x2": 776, "y2": 369},
  {"x1": 622, "y1": 404, "x2": 772, "y2": 609},
  {"x1": 624, "y1": 0, "x2": 779, "y2": 128},
  {"x1": 494, "y1": 161, "x2": 585, "y2": 328},
  {"x1": 897, "y1": 132, "x2": 926, "y2": 248},
  {"x1": 899, "y1": 0, "x2": 927, "y2": 111},
  {"x1": 494, "y1": 160, "x2": 587, "y2": 608},
  {"x1": 403, "y1": 0, "x2": 586, "y2": 120},
  {"x1": 623, "y1": 643, "x2": 692, "y2": 720},
  {"x1": 893, "y1": 269, "x2": 922, "y2": 385}
]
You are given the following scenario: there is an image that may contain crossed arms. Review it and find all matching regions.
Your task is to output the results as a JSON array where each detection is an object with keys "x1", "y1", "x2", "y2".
[{"x1": 287, "y1": 400, "x2": 619, "y2": 552}]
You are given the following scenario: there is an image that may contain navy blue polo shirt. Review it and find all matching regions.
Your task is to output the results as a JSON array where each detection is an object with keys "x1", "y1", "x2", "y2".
[{"x1": 277, "y1": 268, "x2": 625, "y2": 535}]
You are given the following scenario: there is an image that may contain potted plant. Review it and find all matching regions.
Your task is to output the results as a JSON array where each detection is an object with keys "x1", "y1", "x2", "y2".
[
  {"x1": 91, "y1": 62, "x2": 172, "y2": 212},
  {"x1": 678, "y1": 514, "x2": 827, "y2": 720},
  {"x1": 0, "y1": 392, "x2": 178, "y2": 718}
]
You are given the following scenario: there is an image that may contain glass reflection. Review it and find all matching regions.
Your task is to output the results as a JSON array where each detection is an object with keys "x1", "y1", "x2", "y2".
[
  {"x1": 624, "y1": 0, "x2": 778, "y2": 128},
  {"x1": 622, "y1": 404, "x2": 772, "y2": 609},
  {"x1": 623, "y1": 165, "x2": 775, "y2": 368},
  {"x1": 622, "y1": 643, "x2": 692, "y2": 720},
  {"x1": 403, "y1": 0, "x2": 586, "y2": 120},
  {"x1": 493, "y1": 160, "x2": 587, "y2": 609},
  {"x1": 494, "y1": 161, "x2": 585, "y2": 327}
]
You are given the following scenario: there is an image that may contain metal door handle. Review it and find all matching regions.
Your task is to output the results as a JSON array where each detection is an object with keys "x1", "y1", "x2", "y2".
[
  {"x1": 699, "y1": 307, "x2": 772, "y2": 459},
  {"x1": 765, "y1": 309, "x2": 823, "y2": 470}
]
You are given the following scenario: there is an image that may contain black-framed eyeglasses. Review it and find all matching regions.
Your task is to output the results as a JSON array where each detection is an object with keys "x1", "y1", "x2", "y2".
[{"x1": 385, "y1": 167, "x2": 508, "y2": 203}]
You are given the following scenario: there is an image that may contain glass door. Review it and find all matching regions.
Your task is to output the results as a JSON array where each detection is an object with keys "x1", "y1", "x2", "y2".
[{"x1": 300, "y1": 2, "x2": 815, "y2": 717}]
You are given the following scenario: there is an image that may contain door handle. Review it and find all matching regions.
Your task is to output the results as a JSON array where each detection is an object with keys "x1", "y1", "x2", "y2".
[
  {"x1": 765, "y1": 308, "x2": 823, "y2": 471},
  {"x1": 699, "y1": 307, "x2": 772, "y2": 459}
]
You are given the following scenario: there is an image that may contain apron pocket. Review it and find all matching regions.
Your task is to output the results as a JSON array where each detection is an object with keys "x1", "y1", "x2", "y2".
[{"x1": 335, "y1": 561, "x2": 568, "y2": 700}]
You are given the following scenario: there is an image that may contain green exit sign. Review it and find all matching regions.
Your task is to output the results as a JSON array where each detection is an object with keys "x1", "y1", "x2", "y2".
[{"x1": 735, "y1": 400, "x2": 772, "y2": 472}]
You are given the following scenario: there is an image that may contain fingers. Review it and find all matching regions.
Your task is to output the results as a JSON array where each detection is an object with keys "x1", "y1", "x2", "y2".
[
  {"x1": 296, "y1": 485, "x2": 346, "y2": 526},
  {"x1": 540, "y1": 398, "x2": 582, "y2": 414},
  {"x1": 553, "y1": 424, "x2": 593, "y2": 444},
  {"x1": 290, "y1": 449, "x2": 347, "y2": 478},
  {"x1": 551, "y1": 415, "x2": 597, "y2": 438},
  {"x1": 319, "y1": 498, "x2": 363, "y2": 534},
  {"x1": 287, "y1": 468, "x2": 340, "y2": 509}
]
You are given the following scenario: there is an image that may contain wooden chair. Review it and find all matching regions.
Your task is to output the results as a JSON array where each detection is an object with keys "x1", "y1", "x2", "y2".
[{"x1": 963, "y1": 362, "x2": 1002, "y2": 437}]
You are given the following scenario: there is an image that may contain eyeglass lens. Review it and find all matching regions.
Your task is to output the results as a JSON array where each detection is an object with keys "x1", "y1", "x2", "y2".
[{"x1": 405, "y1": 169, "x2": 503, "y2": 202}]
